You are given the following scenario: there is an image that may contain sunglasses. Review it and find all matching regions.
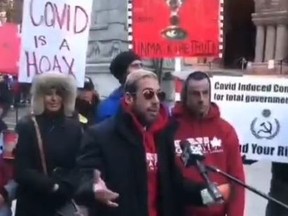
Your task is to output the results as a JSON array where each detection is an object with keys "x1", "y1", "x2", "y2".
[{"x1": 141, "y1": 89, "x2": 166, "y2": 101}]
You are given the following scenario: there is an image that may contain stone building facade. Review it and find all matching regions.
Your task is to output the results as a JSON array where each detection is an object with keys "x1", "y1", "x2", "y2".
[
  {"x1": 85, "y1": 0, "x2": 129, "y2": 95},
  {"x1": 252, "y1": 0, "x2": 288, "y2": 73}
]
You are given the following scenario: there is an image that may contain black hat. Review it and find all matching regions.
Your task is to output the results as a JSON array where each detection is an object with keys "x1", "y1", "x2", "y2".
[
  {"x1": 80, "y1": 77, "x2": 94, "y2": 91},
  {"x1": 109, "y1": 51, "x2": 141, "y2": 82}
]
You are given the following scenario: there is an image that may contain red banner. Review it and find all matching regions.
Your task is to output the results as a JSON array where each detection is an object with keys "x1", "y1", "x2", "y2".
[
  {"x1": 0, "y1": 23, "x2": 20, "y2": 76},
  {"x1": 132, "y1": 0, "x2": 221, "y2": 58}
]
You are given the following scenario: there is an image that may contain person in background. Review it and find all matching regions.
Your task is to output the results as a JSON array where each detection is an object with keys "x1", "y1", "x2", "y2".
[
  {"x1": 14, "y1": 72, "x2": 82, "y2": 216},
  {"x1": 76, "y1": 69, "x2": 229, "y2": 216},
  {"x1": 243, "y1": 157, "x2": 288, "y2": 215},
  {"x1": 10, "y1": 76, "x2": 20, "y2": 108},
  {"x1": 0, "y1": 110, "x2": 10, "y2": 215},
  {"x1": 0, "y1": 108, "x2": 18, "y2": 215},
  {"x1": 0, "y1": 108, "x2": 7, "y2": 136},
  {"x1": 265, "y1": 163, "x2": 288, "y2": 215},
  {"x1": 172, "y1": 71, "x2": 245, "y2": 216},
  {"x1": 96, "y1": 51, "x2": 142, "y2": 122},
  {"x1": 0, "y1": 156, "x2": 14, "y2": 216},
  {"x1": 75, "y1": 77, "x2": 100, "y2": 129},
  {"x1": 19, "y1": 83, "x2": 31, "y2": 106},
  {"x1": 242, "y1": 133, "x2": 288, "y2": 214},
  {"x1": 0, "y1": 75, "x2": 11, "y2": 118},
  {"x1": 0, "y1": 134, "x2": 17, "y2": 216}
]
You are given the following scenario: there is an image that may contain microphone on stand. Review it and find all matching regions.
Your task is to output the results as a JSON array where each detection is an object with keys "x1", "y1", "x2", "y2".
[
  {"x1": 180, "y1": 140, "x2": 288, "y2": 211},
  {"x1": 180, "y1": 140, "x2": 224, "y2": 205}
]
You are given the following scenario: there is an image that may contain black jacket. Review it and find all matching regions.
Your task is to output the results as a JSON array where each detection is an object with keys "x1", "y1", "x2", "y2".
[
  {"x1": 14, "y1": 114, "x2": 82, "y2": 216},
  {"x1": 272, "y1": 163, "x2": 288, "y2": 182},
  {"x1": 76, "y1": 107, "x2": 204, "y2": 216},
  {"x1": 75, "y1": 96, "x2": 99, "y2": 129}
]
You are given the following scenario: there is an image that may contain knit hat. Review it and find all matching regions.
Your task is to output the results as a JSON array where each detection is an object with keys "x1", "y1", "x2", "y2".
[{"x1": 109, "y1": 51, "x2": 141, "y2": 82}]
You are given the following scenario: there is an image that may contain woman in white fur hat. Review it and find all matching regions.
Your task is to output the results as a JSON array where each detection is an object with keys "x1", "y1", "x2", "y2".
[{"x1": 14, "y1": 72, "x2": 82, "y2": 216}]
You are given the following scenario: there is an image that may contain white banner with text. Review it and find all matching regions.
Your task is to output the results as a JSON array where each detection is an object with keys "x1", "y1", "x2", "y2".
[
  {"x1": 211, "y1": 75, "x2": 288, "y2": 163},
  {"x1": 19, "y1": 0, "x2": 93, "y2": 87}
]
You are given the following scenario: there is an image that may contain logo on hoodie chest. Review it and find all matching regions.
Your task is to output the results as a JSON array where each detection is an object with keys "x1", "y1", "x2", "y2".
[{"x1": 174, "y1": 137, "x2": 223, "y2": 156}]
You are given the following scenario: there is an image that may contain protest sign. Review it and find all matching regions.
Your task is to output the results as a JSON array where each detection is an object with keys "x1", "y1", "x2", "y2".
[
  {"x1": 211, "y1": 76, "x2": 288, "y2": 163},
  {"x1": 132, "y1": 0, "x2": 222, "y2": 58},
  {"x1": 19, "y1": 0, "x2": 93, "y2": 87},
  {"x1": 0, "y1": 24, "x2": 20, "y2": 76}
]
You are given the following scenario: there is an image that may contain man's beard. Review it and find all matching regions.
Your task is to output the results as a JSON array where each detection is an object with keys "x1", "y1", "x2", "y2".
[{"x1": 132, "y1": 107, "x2": 155, "y2": 127}]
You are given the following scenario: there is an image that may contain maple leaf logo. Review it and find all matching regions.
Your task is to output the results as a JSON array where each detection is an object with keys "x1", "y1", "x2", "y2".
[{"x1": 210, "y1": 137, "x2": 222, "y2": 148}]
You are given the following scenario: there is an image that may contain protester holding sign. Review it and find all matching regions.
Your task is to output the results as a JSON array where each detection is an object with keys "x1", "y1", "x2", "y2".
[
  {"x1": 172, "y1": 71, "x2": 245, "y2": 216},
  {"x1": 14, "y1": 72, "x2": 82, "y2": 216}
]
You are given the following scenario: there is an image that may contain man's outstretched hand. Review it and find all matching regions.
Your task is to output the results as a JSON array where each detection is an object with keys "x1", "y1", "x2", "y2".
[{"x1": 93, "y1": 170, "x2": 119, "y2": 207}]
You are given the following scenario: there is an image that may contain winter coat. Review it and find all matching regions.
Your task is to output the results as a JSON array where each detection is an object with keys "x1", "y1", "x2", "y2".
[
  {"x1": 76, "y1": 105, "x2": 205, "y2": 216},
  {"x1": 14, "y1": 113, "x2": 82, "y2": 216},
  {"x1": 75, "y1": 94, "x2": 99, "y2": 128}
]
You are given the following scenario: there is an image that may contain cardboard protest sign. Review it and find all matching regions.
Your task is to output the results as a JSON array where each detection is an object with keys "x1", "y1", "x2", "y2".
[{"x1": 19, "y1": 0, "x2": 93, "y2": 87}]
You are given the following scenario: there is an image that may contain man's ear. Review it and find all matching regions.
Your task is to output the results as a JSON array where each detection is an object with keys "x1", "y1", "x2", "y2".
[{"x1": 124, "y1": 92, "x2": 134, "y2": 105}]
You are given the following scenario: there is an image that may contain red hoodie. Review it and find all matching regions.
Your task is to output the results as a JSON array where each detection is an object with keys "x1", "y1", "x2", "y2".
[
  {"x1": 172, "y1": 103, "x2": 245, "y2": 216},
  {"x1": 122, "y1": 102, "x2": 169, "y2": 216}
]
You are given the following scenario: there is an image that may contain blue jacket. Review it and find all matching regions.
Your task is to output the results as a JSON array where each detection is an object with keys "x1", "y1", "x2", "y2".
[{"x1": 96, "y1": 87, "x2": 124, "y2": 123}]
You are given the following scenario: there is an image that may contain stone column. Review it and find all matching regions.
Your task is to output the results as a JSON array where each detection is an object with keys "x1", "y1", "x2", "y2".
[
  {"x1": 275, "y1": 24, "x2": 288, "y2": 60},
  {"x1": 265, "y1": 25, "x2": 276, "y2": 61},
  {"x1": 254, "y1": 25, "x2": 265, "y2": 62}
]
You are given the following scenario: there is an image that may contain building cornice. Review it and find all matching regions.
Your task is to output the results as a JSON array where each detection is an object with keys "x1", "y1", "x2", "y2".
[{"x1": 252, "y1": 10, "x2": 288, "y2": 25}]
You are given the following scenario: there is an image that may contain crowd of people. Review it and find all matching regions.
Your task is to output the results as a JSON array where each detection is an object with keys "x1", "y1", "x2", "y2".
[{"x1": 0, "y1": 51, "x2": 284, "y2": 216}]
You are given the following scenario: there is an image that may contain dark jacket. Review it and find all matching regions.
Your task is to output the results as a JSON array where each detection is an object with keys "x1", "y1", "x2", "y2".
[
  {"x1": 76, "y1": 94, "x2": 99, "y2": 128},
  {"x1": 76, "y1": 106, "x2": 205, "y2": 216},
  {"x1": 14, "y1": 114, "x2": 82, "y2": 216},
  {"x1": 272, "y1": 163, "x2": 288, "y2": 182}
]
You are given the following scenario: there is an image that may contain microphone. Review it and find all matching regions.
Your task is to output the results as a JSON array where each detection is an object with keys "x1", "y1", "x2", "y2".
[{"x1": 180, "y1": 140, "x2": 224, "y2": 205}]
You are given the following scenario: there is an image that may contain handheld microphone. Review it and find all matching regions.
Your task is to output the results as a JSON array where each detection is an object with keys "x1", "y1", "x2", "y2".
[{"x1": 180, "y1": 140, "x2": 224, "y2": 205}]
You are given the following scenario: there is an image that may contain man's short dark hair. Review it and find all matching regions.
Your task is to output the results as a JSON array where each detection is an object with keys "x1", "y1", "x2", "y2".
[{"x1": 180, "y1": 71, "x2": 211, "y2": 103}]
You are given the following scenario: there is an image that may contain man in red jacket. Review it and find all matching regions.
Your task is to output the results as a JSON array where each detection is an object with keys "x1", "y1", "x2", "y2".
[{"x1": 172, "y1": 71, "x2": 245, "y2": 216}]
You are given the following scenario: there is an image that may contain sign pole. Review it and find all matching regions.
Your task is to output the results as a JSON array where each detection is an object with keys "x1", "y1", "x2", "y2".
[
  {"x1": 174, "y1": 57, "x2": 182, "y2": 72},
  {"x1": 127, "y1": 0, "x2": 133, "y2": 50}
]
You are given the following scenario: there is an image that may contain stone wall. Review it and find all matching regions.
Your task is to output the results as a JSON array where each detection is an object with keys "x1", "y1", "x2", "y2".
[{"x1": 86, "y1": 0, "x2": 129, "y2": 96}]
